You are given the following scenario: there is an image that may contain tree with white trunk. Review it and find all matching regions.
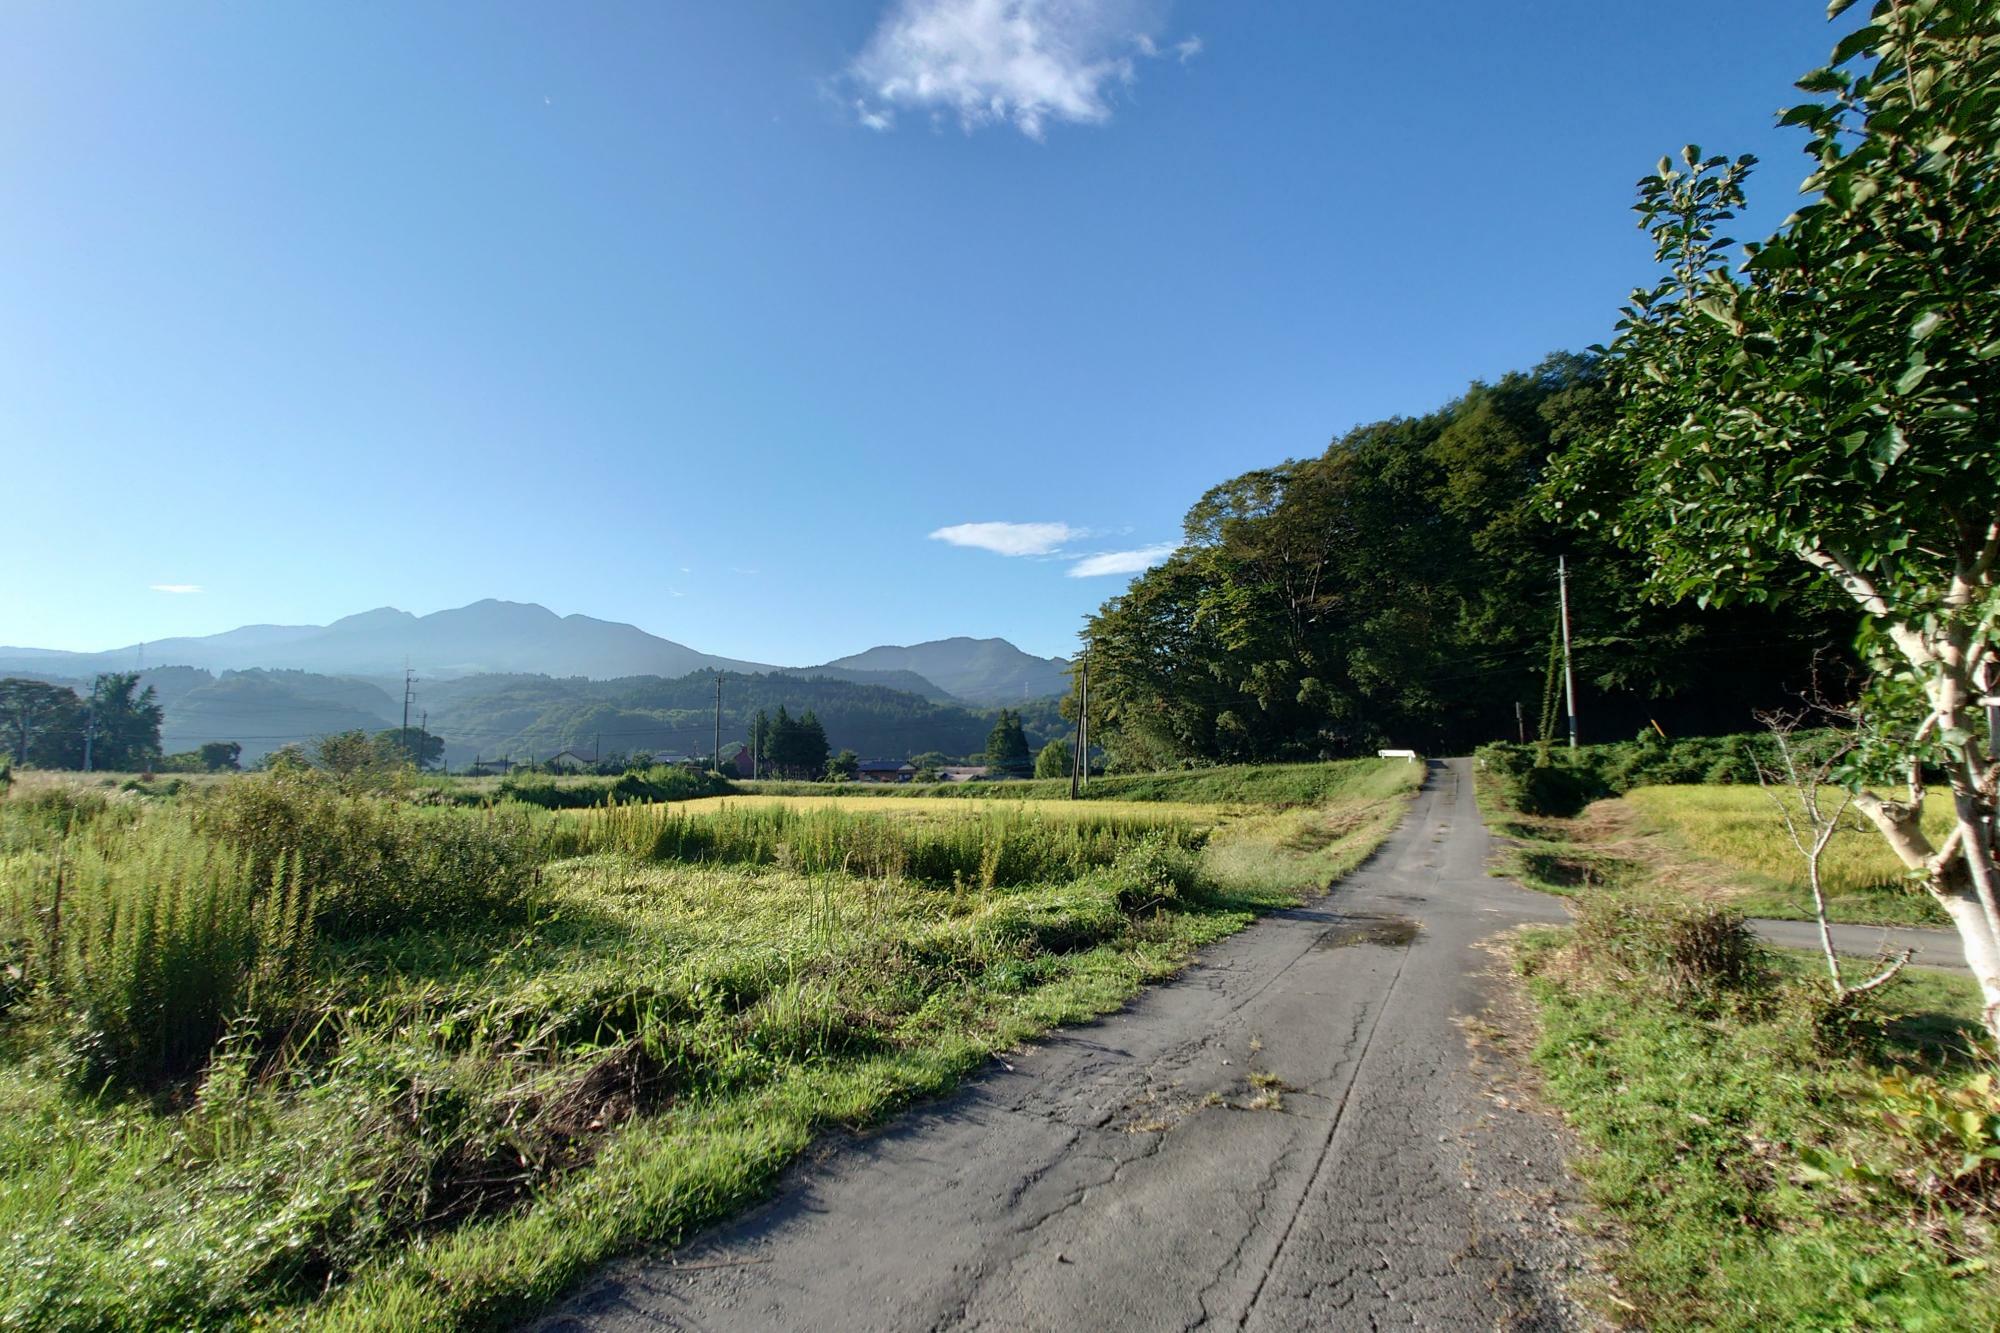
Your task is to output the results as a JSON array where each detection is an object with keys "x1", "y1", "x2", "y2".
[{"x1": 1549, "y1": 0, "x2": 2000, "y2": 1041}]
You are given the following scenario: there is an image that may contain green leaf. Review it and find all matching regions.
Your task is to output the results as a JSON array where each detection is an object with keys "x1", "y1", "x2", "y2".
[
  {"x1": 1827, "y1": 0, "x2": 1860, "y2": 16},
  {"x1": 1893, "y1": 362, "x2": 1929, "y2": 394},
  {"x1": 1909, "y1": 310, "x2": 1944, "y2": 342}
]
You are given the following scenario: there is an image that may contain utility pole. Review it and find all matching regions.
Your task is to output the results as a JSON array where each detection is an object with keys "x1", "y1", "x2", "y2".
[
  {"x1": 1557, "y1": 556, "x2": 1579, "y2": 750},
  {"x1": 82, "y1": 698, "x2": 95, "y2": 773},
  {"x1": 1073, "y1": 650, "x2": 1091, "y2": 794},
  {"x1": 420, "y1": 710, "x2": 430, "y2": 771},
  {"x1": 713, "y1": 674, "x2": 722, "y2": 773},
  {"x1": 402, "y1": 667, "x2": 416, "y2": 739},
  {"x1": 1515, "y1": 700, "x2": 1526, "y2": 745}
]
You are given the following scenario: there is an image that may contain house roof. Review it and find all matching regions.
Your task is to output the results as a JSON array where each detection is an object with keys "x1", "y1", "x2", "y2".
[{"x1": 856, "y1": 759, "x2": 915, "y2": 773}]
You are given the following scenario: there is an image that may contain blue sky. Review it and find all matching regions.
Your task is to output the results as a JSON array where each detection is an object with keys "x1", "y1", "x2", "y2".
[{"x1": 2, "y1": 1, "x2": 1860, "y2": 664}]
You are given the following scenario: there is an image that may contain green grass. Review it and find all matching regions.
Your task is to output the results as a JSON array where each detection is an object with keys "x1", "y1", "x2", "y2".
[
  {"x1": 0, "y1": 758, "x2": 1418, "y2": 1330},
  {"x1": 1516, "y1": 928, "x2": 1997, "y2": 1330}
]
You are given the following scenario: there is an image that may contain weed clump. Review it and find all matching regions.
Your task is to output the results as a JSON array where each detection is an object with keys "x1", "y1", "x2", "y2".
[{"x1": 1569, "y1": 894, "x2": 1765, "y2": 1004}]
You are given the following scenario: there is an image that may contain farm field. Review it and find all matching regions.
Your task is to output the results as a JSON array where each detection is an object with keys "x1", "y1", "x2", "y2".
[
  {"x1": 1482, "y1": 775, "x2": 1951, "y2": 928},
  {"x1": 0, "y1": 756, "x2": 1418, "y2": 1331},
  {"x1": 1621, "y1": 784, "x2": 1950, "y2": 925}
]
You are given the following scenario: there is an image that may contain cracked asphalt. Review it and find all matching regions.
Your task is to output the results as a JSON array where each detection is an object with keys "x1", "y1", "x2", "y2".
[{"x1": 532, "y1": 759, "x2": 1602, "y2": 1331}]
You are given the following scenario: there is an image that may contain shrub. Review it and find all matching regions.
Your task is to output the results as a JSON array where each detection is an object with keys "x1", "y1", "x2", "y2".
[
  {"x1": 1570, "y1": 894, "x2": 1766, "y2": 1003},
  {"x1": 1100, "y1": 832, "x2": 1212, "y2": 912},
  {"x1": 197, "y1": 771, "x2": 540, "y2": 938}
]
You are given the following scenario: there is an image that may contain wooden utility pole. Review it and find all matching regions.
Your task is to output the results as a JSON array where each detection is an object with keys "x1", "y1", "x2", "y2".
[
  {"x1": 1515, "y1": 699, "x2": 1526, "y2": 745},
  {"x1": 713, "y1": 674, "x2": 722, "y2": 773},
  {"x1": 1557, "y1": 556, "x2": 1579, "y2": 750},
  {"x1": 1076, "y1": 651, "x2": 1091, "y2": 792}
]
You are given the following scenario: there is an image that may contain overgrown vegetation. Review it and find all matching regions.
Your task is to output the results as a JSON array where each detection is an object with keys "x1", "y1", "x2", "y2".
[
  {"x1": 0, "y1": 757, "x2": 1417, "y2": 1329},
  {"x1": 1516, "y1": 911, "x2": 1997, "y2": 1329},
  {"x1": 1476, "y1": 730, "x2": 1796, "y2": 817}
]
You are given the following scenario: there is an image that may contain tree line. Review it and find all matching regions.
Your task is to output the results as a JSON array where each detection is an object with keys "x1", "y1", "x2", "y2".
[
  {"x1": 1076, "y1": 354, "x2": 1854, "y2": 768},
  {"x1": 1, "y1": 673, "x2": 166, "y2": 771}
]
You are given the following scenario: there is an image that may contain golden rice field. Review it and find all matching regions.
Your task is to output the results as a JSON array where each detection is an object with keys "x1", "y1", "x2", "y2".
[{"x1": 1621, "y1": 783, "x2": 1953, "y2": 924}]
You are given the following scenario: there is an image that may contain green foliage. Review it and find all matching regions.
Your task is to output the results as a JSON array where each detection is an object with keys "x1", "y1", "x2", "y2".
[
  {"x1": 1081, "y1": 356, "x2": 1851, "y2": 768},
  {"x1": 374, "y1": 726, "x2": 444, "y2": 770},
  {"x1": 1519, "y1": 927, "x2": 1998, "y2": 1329},
  {"x1": 825, "y1": 748, "x2": 859, "y2": 781},
  {"x1": 1569, "y1": 893, "x2": 1766, "y2": 1004},
  {"x1": 197, "y1": 770, "x2": 540, "y2": 937},
  {"x1": 495, "y1": 764, "x2": 733, "y2": 810},
  {"x1": 0, "y1": 678, "x2": 84, "y2": 768},
  {"x1": 553, "y1": 801, "x2": 1207, "y2": 890},
  {"x1": 1033, "y1": 738, "x2": 1072, "y2": 780},
  {"x1": 1477, "y1": 728, "x2": 1806, "y2": 814},
  {"x1": 983, "y1": 709, "x2": 1033, "y2": 777},
  {"x1": 0, "y1": 749, "x2": 1410, "y2": 1328},
  {"x1": 0, "y1": 814, "x2": 316, "y2": 1091},
  {"x1": 83, "y1": 673, "x2": 165, "y2": 772}
]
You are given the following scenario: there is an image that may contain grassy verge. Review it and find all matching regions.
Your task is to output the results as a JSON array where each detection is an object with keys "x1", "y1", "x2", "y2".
[
  {"x1": 0, "y1": 758, "x2": 1418, "y2": 1331},
  {"x1": 1514, "y1": 921, "x2": 1997, "y2": 1329}
]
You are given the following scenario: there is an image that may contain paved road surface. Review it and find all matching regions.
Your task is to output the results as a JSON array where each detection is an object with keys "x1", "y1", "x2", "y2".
[
  {"x1": 1749, "y1": 917, "x2": 1966, "y2": 971},
  {"x1": 535, "y1": 760, "x2": 1603, "y2": 1332}
]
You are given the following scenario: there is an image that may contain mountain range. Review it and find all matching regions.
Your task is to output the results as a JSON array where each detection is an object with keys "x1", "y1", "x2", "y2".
[
  {"x1": 0, "y1": 599, "x2": 1070, "y2": 705},
  {"x1": 0, "y1": 600, "x2": 1075, "y2": 765}
]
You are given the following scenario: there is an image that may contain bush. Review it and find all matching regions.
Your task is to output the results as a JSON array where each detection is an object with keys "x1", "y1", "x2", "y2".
[
  {"x1": 1477, "y1": 728, "x2": 1822, "y2": 814},
  {"x1": 197, "y1": 771, "x2": 540, "y2": 938},
  {"x1": 497, "y1": 765, "x2": 733, "y2": 810},
  {"x1": 1100, "y1": 832, "x2": 1213, "y2": 912},
  {"x1": 1570, "y1": 895, "x2": 1766, "y2": 1003}
]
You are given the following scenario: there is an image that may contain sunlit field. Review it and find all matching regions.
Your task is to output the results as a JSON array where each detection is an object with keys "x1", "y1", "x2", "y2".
[
  {"x1": 0, "y1": 757, "x2": 1418, "y2": 1330},
  {"x1": 1623, "y1": 784, "x2": 1952, "y2": 924}
]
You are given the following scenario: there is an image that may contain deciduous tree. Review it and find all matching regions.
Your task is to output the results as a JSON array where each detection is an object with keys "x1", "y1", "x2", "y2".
[{"x1": 1547, "y1": 1, "x2": 2000, "y2": 1039}]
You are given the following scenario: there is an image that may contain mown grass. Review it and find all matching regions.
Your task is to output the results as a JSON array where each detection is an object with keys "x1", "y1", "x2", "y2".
[
  {"x1": 0, "y1": 757, "x2": 1418, "y2": 1330},
  {"x1": 1516, "y1": 924, "x2": 1998, "y2": 1330}
]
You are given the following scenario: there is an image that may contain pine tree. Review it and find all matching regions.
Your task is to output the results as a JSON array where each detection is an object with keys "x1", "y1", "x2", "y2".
[{"x1": 984, "y1": 709, "x2": 1032, "y2": 777}]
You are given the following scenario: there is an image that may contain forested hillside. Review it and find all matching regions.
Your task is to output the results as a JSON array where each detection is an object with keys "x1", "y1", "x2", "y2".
[
  {"x1": 422, "y1": 671, "x2": 1056, "y2": 764},
  {"x1": 1081, "y1": 354, "x2": 1854, "y2": 766}
]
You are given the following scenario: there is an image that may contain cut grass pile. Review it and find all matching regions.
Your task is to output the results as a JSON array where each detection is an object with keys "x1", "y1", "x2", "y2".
[
  {"x1": 0, "y1": 757, "x2": 1418, "y2": 1330},
  {"x1": 1517, "y1": 921, "x2": 1997, "y2": 1329}
]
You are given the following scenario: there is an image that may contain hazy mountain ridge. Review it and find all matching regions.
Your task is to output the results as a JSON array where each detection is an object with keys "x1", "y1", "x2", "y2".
[
  {"x1": 0, "y1": 600, "x2": 1069, "y2": 705},
  {"x1": 0, "y1": 600, "x2": 1076, "y2": 764}
]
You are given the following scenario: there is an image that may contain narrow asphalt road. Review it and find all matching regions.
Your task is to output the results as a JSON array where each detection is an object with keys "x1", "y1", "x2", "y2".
[
  {"x1": 1749, "y1": 917, "x2": 1967, "y2": 971},
  {"x1": 534, "y1": 760, "x2": 1605, "y2": 1332}
]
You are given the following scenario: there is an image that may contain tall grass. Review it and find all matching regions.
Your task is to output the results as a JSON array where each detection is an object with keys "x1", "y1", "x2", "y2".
[
  {"x1": 0, "y1": 815, "x2": 316, "y2": 1089},
  {"x1": 548, "y1": 801, "x2": 1206, "y2": 888}
]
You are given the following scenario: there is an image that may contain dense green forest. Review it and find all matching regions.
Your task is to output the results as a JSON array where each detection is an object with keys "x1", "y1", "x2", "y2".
[
  {"x1": 422, "y1": 671, "x2": 1064, "y2": 765},
  {"x1": 1080, "y1": 354, "x2": 1855, "y2": 767}
]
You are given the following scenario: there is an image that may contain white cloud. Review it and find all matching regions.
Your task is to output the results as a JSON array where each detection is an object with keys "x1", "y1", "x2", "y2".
[
  {"x1": 847, "y1": 0, "x2": 1194, "y2": 139},
  {"x1": 149, "y1": 583, "x2": 203, "y2": 594},
  {"x1": 929, "y1": 520, "x2": 1078, "y2": 557},
  {"x1": 1065, "y1": 543, "x2": 1176, "y2": 577}
]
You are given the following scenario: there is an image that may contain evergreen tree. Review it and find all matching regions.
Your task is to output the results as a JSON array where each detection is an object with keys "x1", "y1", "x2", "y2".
[
  {"x1": 86, "y1": 673, "x2": 163, "y2": 771},
  {"x1": 984, "y1": 709, "x2": 1032, "y2": 777},
  {"x1": 750, "y1": 708, "x2": 770, "y2": 776},
  {"x1": 798, "y1": 710, "x2": 830, "y2": 779}
]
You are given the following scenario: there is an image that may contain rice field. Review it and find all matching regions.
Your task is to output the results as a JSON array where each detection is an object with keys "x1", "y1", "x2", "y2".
[{"x1": 1621, "y1": 784, "x2": 1952, "y2": 925}]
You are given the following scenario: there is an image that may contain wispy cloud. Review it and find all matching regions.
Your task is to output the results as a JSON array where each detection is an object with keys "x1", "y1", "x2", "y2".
[
  {"x1": 149, "y1": 583, "x2": 203, "y2": 594},
  {"x1": 847, "y1": 0, "x2": 1198, "y2": 139},
  {"x1": 929, "y1": 520, "x2": 1078, "y2": 557},
  {"x1": 1065, "y1": 543, "x2": 1176, "y2": 578}
]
